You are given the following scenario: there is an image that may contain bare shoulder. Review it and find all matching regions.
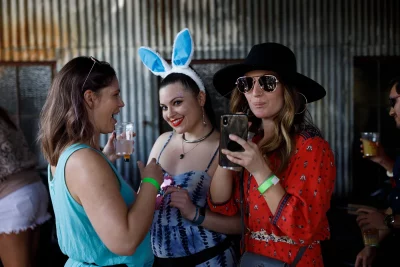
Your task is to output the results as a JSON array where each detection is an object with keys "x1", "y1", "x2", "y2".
[
  {"x1": 208, "y1": 129, "x2": 220, "y2": 148},
  {"x1": 148, "y1": 131, "x2": 174, "y2": 162},
  {"x1": 66, "y1": 147, "x2": 108, "y2": 169},
  {"x1": 65, "y1": 148, "x2": 119, "y2": 201},
  {"x1": 156, "y1": 131, "x2": 174, "y2": 145}
]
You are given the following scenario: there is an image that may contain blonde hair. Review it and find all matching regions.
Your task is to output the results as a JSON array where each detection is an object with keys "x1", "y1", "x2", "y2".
[{"x1": 230, "y1": 83, "x2": 314, "y2": 174}]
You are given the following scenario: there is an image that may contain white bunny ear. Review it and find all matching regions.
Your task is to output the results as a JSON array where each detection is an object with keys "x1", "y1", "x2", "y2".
[
  {"x1": 138, "y1": 47, "x2": 171, "y2": 77},
  {"x1": 171, "y1": 28, "x2": 193, "y2": 68}
]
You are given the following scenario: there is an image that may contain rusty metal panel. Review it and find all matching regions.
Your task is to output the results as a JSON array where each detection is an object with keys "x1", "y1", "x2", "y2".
[{"x1": 1, "y1": 0, "x2": 400, "y2": 194}]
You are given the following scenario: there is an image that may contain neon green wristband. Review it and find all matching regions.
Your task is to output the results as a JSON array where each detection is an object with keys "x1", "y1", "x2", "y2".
[
  {"x1": 257, "y1": 174, "x2": 279, "y2": 194},
  {"x1": 142, "y1": 177, "x2": 161, "y2": 191}
]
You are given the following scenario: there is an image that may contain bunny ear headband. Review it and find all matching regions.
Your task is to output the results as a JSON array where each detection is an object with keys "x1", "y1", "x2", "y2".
[{"x1": 138, "y1": 28, "x2": 205, "y2": 92}]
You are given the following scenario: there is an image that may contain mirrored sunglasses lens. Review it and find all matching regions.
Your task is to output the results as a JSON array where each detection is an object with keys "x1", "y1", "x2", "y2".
[
  {"x1": 236, "y1": 77, "x2": 251, "y2": 93},
  {"x1": 259, "y1": 75, "x2": 277, "y2": 92},
  {"x1": 244, "y1": 77, "x2": 254, "y2": 92}
]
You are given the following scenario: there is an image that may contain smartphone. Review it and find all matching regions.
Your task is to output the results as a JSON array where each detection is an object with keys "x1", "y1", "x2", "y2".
[{"x1": 219, "y1": 114, "x2": 248, "y2": 171}]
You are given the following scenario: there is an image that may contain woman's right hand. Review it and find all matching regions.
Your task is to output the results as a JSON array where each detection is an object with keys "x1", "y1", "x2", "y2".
[{"x1": 137, "y1": 158, "x2": 164, "y2": 185}]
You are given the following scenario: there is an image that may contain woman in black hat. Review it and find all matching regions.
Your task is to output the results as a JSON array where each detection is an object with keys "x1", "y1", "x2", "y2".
[{"x1": 208, "y1": 43, "x2": 336, "y2": 266}]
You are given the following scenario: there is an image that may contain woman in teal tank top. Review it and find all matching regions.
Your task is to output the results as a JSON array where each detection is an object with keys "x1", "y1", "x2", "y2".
[{"x1": 39, "y1": 57, "x2": 164, "y2": 267}]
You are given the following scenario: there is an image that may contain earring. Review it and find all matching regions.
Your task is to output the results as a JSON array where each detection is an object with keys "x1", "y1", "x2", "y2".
[
  {"x1": 202, "y1": 107, "x2": 207, "y2": 125},
  {"x1": 295, "y1": 93, "x2": 308, "y2": 115}
]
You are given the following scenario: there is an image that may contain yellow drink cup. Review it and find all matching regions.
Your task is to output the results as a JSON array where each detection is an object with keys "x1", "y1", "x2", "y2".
[{"x1": 361, "y1": 132, "x2": 379, "y2": 157}]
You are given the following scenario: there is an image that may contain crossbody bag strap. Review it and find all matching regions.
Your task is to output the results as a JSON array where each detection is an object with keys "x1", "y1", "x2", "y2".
[{"x1": 290, "y1": 246, "x2": 307, "y2": 267}]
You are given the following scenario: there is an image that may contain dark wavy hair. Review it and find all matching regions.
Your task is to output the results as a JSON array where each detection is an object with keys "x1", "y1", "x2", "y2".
[
  {"x1": 39, "y1": 56, "x2": 116, "y2": 165},
  {"x1": 389, "y1": 76, "x2": 400, "y2": 93},
  {"x1": 159, "y1": 71, "x2": 217, "y2": 128}
]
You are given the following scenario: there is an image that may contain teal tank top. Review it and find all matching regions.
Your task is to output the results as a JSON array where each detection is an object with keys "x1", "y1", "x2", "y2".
[{"x1": 48, "y1": 143, "x2": 153, "y2": 267}]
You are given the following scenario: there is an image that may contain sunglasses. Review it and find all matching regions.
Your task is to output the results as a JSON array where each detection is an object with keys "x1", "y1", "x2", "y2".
[
  {"x1": 389, "y1": 95, "x2": 400, "y2": 108},
  {"x1": 81, "y1": 56, "x2": 102, "y2": 91},
  {"x1": 235, "y1": 75, "x2": 280, "y2": 94}
]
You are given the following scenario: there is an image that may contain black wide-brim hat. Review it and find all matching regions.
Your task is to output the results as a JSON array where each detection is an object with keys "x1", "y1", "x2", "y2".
[{"x1": 213, "y1": 43, "x2": 326, "y2": 103}]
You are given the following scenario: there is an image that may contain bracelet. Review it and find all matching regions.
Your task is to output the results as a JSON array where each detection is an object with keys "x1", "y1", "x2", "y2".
[
  {"x1": 191, "y1": 207, "x2": 199, "y2": 222},
  {"x1": 192, "y1": 206, "x2": 206, "y2": 226},
  {"x1": 258, "y1": 174, "x2": 280, "y2": 194},
  {"x1": 142, "y1": 177, "x2": 161, "y2": 191}
]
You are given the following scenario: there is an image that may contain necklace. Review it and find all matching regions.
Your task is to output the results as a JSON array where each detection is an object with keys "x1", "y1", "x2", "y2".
[
  {"x1": 180, "y1": 140, "x2": 202, "y2": 159},
  {"x1": 182, "y1": 127, "x2": 215, "y2": 143}
]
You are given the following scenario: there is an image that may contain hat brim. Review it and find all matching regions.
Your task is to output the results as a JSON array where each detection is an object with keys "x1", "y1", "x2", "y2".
[{"x1": 213, "y1": 64, "x2": 326, "y2": 103}]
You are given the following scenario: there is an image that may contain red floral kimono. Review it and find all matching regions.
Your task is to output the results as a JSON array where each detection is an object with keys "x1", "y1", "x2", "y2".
[{"x1": 208, "y1": 132, "x2": 336, "y2": 266}]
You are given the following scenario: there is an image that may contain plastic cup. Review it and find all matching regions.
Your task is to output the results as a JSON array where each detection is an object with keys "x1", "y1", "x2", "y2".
[
  {"x1": 115, "y1": 122, "x2": 134, "y2": 162},
  {"x1": 362, "y1": 228, "x2": 379, "y2": 246},
  {"x1": 361, "y1": 132, "x2": 379, "y2": 157}
]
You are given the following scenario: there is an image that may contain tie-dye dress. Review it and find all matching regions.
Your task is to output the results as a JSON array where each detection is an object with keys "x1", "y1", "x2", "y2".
[{"x1": 152, "y1": 133, "x2": 238, "y2": 267}]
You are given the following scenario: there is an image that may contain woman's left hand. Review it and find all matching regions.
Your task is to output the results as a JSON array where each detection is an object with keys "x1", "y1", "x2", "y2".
[
  {"x1": 165, "y1": 187, "x2": 197, "y2": 221},
  {"x1": 356, "y1": 208, "x2": 388, "y2": 230},
  {"x1": 221, "y1": 134, "x2": 271, "y2": 177}
]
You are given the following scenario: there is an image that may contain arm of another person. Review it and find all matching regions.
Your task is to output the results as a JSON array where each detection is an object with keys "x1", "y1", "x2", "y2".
[
  {"x1": 198, "y1": 209, "x2": 241, "y2": 235},
  {"x1": 355, "y1": 207, "x2": 393, "y2": 267},
  {"x1": 207, "y1": 168, "x2": 241, "y2": 217},
  {"x1": 361, "y1": 140, "x2": 394, "y2": 172},
  {"x1": 203, "y1": 155, "x2": 241, "y2": 234},
  {"x1": 167, "y1": 154, "x2": 241, "y2": 234},
  {"x1": 209, "y1": 165, "x2": 237, "y2": 204},
  {"x1": 66, "y1": 148, "x2": 162, "y2": 256}
]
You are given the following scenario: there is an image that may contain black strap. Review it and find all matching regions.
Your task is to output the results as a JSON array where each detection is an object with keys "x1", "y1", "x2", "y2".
[
  {"x1": 153, "y1": 236, "x2": 232, "y2": 267},
  {"x1": 291, "y1": 246, "x2": 307, "y2": 267},
  {"x1": 239, "y1": 169, "x2": 306, "y2": 267},
  {"x1": 205, "y1": 147, "x2": 219, "y2": 172},
  {"x1": 157, "y1": 132, "x2": 174, "y2": 163}
]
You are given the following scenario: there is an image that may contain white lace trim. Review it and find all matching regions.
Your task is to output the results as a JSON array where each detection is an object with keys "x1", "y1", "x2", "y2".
[
  {"x1": 0, "y1": 214, "x2": 51, "y2": 234},
  {"x1": 250, "y1": 230, "x2": 320, "y2": 246}
]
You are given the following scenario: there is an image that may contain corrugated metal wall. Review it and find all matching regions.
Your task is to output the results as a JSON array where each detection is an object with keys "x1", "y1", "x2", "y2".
[{"x1": 1, "y1": 0, "x2": 399, "y2": 195}]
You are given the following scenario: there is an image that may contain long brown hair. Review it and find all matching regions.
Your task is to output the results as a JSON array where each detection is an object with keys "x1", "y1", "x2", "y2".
[
  {"x1": 230, "y1": 81, "x2": 320, "y2": 174},
  {"x1": 39, "y1": 57, "x2": 116, "y2": 166}
]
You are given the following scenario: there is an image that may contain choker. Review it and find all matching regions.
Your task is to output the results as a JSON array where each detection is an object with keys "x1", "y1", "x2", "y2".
[{"x1": 182, "y1": 127, "x2": 214, "y2": 143}]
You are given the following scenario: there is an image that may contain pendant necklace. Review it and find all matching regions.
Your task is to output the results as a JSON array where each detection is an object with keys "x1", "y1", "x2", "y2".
[
  {"x1": 182, "y1": 127, "x2": 214, "y2": 143},
  {"x1": 179, "y1": 127, "x2": 215, "y2": 159},
  {"x1": 180, "y1": 140, "x2": 201, "y2": 159}
]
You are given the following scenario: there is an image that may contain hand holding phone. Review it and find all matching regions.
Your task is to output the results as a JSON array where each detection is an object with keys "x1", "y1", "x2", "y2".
[{"x1": 219, "y1": 114, "x2": 248, "y2": 171}]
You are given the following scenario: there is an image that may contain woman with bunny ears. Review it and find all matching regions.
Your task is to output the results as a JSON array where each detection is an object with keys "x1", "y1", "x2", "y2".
[{"x1": 138, "y1": 29, "x2": 240, "y2": 266}]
